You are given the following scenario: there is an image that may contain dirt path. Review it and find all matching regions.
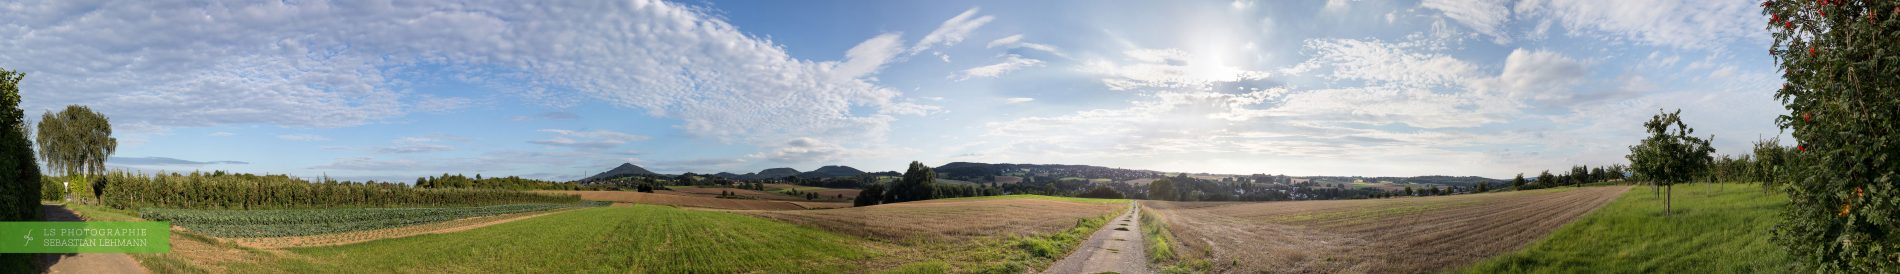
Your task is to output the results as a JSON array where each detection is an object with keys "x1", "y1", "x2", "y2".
[
  {"x1": 1042, "y1": 202, "x2": 1150, "y2": 274},
  {"x1": 33, "y1": 205, "x2": 150, "y2": 274}
]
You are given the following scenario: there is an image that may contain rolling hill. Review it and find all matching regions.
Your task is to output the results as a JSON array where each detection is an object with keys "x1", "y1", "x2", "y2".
[{"x1": 579, "y1": 163, "x2": 657, "y2": 182}]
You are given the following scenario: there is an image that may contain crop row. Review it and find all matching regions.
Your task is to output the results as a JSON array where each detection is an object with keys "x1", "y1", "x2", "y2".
[{"x1": 142, "y1": 201, "x2": 609, "y2": 237}]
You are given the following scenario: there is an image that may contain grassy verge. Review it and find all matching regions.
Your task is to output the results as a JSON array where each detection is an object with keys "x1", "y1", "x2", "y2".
[
  {"x1": 1455, "y1": 183, "x2": 1794, "y2": 273},
  {"x1": 1140, "y1": 205, "x2": 1207, "y2": 274}
]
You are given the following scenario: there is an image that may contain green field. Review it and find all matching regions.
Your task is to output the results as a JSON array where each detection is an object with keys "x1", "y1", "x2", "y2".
[
  {"x1": 231, "y1": 205, "x2": 874, "y2": 273},
  {"x1": 1456, "y1": 183, "x2": 1795, "y2": 273}
]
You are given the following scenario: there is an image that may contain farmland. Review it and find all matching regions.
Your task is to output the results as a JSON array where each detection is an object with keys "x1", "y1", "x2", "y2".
[
  {"x1": 1144, "y1": 186, "x2": 1628, "y2": 273},
  {"x1": 220, "y1": 205, "x2": 875, "y2": 273},
  {"x1": 1457, "y1": 183, "x2": 1794, "y2": 273},
  {"x1": 140, "y1": 201, "x2": 608, "y2": 237},
  {"x1": 67, "y1": 195, "x2": 1129, "y2": 273},
  {"x1": 742, "y1": 195, "x2": 1126, "y2": 272}
]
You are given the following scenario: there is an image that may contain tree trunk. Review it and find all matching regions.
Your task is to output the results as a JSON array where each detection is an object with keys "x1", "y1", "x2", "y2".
[{"x1": 1666, "y1": 184, "x2": 1673, "y2": 216}]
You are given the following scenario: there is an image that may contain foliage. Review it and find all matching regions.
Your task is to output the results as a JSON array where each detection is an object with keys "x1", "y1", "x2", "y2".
[
  {"x1": 39, "y1": 175, "x2": 62, "y2": 201},
  {"x1": 854, "y1": 183, "x2": 886, "y2": 207},
  {"x1": 1763, "y1": 0, "x2": 1900, "y2": 271},
  {"x1": 97, "y1": 170, "x2": 579, "y2": 210},
  {"x1": 414, "y1": 173, "x2": 596, "y2": 190},
  {"x1": 1456, "y1": 183, "x2": 1794, "y2": 273},
  {"x1": 35, "y1": 104, "x2": 116, "y2": 199},
  {"x1": 141, "y1": 201, "x2": 607, "y2": 237},
  {"x1": 887, "y1": 161, "x2": 938, "y2": 203},
  {"x1": 1148, "y1": 178, "x2": 1176, "y2": 201},
  {"x1": 1076, "y1": 186, "x2": 1125, "y2": 199},
  {"x1": 1626, "y1": 109, "x2": 1715, "y2": 215},
  {"x1": 0, "y1": 67, "x2": 42, "y2": 271}
]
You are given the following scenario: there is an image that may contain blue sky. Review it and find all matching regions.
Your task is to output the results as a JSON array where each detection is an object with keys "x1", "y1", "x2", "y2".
[{"x1": 1, "y1": 0, "x2": 1782, "y2": 181}]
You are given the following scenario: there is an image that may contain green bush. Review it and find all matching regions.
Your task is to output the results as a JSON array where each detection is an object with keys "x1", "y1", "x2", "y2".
[
  {"x1": 1763, "y1": 1, "x2": 1900, "y2": 272},
  {"x1": 0, "y1": 65, "x2": 43, "y2": 273}
]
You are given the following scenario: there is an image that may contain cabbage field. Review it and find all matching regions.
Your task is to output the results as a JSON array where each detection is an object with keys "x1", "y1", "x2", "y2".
[{"x1": 141, "y1": 201, "x2": 609, "y2": 237}]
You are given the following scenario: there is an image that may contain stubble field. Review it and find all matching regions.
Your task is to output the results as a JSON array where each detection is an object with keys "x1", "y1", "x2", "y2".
[{"x1": 1145, "y1": 186, "x2": 1629, "y2": 273}]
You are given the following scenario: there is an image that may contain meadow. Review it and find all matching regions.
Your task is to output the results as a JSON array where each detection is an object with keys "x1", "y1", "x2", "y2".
[{"x1": 1456, "y1": 183, "x2": 1795, "y2": 273}]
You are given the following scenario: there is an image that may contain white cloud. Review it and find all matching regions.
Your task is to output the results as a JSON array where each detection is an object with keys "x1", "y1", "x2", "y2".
[
  {"x1": 1421, "y1": 0, "x2": 1513, "y2": 44},
  {"x1": 749, "y1": 137, "x2": 850, "y2": 163},
  {"x1": 832, "y1": 33, "x2": 906, "y2": 80},
  {"x1": 0, "y1": 0, "x2": 932, "y2": 147},
  {"x1": 529, "y1": 129, "x2": 649, "y2": 150},
  {"x1": 953, "y1": 55, "x2": 1044, "y2": 80},
  {"x1": 985, "y1": 34, "x2": 1064, "y2": 58},
  {"x1": 910, "y1": 7, "x2": 995, "y2": 55},
  {"x1": 986, "y1": 34, "x2": 1023, "y2": 49},
  {"x1": 1296, "y1": 39, "x2": 1478, "y2": 88},
  {"x1": 413, "y1": 95, "x2": 475, "y2": 113},
  {"x1": 277, "y1": 134, "x2": 329, "y2": 142},
  {"x1": 1083, "y1": 48, "x2": 1271, "y2": 91},
  {"x1": 1324, "y1": 0, "x2": 1352, "y2": 14},
  {"x1": 208, "y1": 131, "x2": 235, "y2": 137},
  {"x1": 1482, "y1": 48, "x2": 1589, "y2": 102},
  {"x1": 377, "y1": 136, "x2": 455, "y2": 154},
  {"x1": 1513, "y1": 0, "x2": 1767, "y2": 50},
  {"x1": 1005, "y1": 97, "x2": 1036, "y2": 104},
  {"x1": 510, "y1": 111, "x2": 580, "y2": 121}
]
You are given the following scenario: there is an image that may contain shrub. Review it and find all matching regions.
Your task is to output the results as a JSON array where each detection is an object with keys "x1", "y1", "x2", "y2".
[{"x1": 1763, "y1": 1, "x2": 1900, "y2": 272}]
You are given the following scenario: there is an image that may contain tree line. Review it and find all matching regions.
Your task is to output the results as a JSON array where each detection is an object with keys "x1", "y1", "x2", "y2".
[{"x1": 853, "y1": 161, "x2": 1003, "y2": 206}]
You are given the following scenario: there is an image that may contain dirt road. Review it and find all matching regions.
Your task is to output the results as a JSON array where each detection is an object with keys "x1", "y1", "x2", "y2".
[
  {"x1": 34, "y1": 204, "x2": 149, "y2": 274},
  {"x1": 1042, "y1": 202, "x2": 1151, "y2": 274}
]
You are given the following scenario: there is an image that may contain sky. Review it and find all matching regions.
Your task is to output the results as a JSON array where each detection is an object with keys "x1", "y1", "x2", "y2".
[{"x1": 0, "y1": 0, "x2": 1785, "y2": 181}]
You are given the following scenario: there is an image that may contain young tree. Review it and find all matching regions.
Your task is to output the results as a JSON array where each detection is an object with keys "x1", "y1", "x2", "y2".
[
  {"x1": 885, "y1": 161, "x2": 937, "y2": 203},
  {"x1": 0, "y1": 68, "x2": 42, "y2": 270},
  {"x1": 1571, "y1": 165, "x2": 1591, "y2": 186},
  {"x1": 1536, "y1": 170, "x2": 1555, "y2": 187},
  {"x1": 1148, "y1": 178, "x2": 1176, "y2": 201},
  {"x1": 1512, "y1": 173, "x2": 1526, "y2": 190},
  {"x1": 853, "y1": 183, "x2": 886, "y2": 207},
  {"x1": 1764, "y1": 1, "x2": 1900, "y2": 271},
  {"x1": 35, "y1": 105, "x2": 116, "y2": 200},
  {"x1": 1626, "y1": 109, "x2": 1713, "y2": 216}
]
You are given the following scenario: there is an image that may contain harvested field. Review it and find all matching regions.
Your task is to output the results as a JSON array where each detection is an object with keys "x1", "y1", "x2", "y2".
[
  {"x1": 742, "y1": 196, "x2": 1123, "y2": 242},
  {"x1": 1145, "y1": 186, "x2": 1629, "y2": 273},
  {"x1": 744, "y1": 195, "x2": 1128, "y2": 272},
  {"x1": 534, "y1": 190, "x2": 848, "y2": 210}
]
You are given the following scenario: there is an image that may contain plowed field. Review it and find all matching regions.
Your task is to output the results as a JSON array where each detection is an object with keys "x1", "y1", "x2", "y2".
[{"x1": 1144, "y1": 186, "x2": 1629, "y2": 273}]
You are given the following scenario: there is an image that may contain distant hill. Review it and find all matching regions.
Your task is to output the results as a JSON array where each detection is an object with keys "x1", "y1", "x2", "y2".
[
  {"x1": 1364, "y1": 175, "x2": 1504, "y2": 188},
  {"x1": 711, "y1": 172, "x2": 741, "y2": 179},
  {"x1": 799, "y1": 165, "x2": 865, "y2": 178},
  {"x1": 744, "y1": 167, "x2": 801, "y2": 180},
  {"x1": 933, "y1": 162, "x2": 1161, "y2": 182},
  {"x1": 581, "y1": 163, "x2": 657, "y2": 182}
]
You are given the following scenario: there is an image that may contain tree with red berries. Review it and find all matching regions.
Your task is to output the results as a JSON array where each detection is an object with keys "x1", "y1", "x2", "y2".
[{"x1": 1764, "y1": 0, "x2": 1900, "y2": 272}]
